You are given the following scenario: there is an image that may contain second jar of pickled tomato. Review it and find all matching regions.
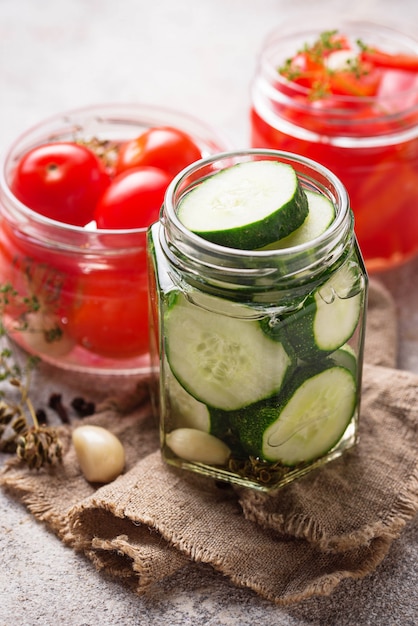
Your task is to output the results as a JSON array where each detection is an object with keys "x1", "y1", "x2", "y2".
[
  {"x1": 0, "y1": 104, "x2": 229, "y2": 374},
  {"x1": 250, "y1": 21, "x2": 418, "y2": 272}
]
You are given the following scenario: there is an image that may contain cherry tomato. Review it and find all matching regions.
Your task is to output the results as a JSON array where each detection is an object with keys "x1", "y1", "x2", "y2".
[
  {"x1": 94, "y1": 166, "x2": 172, "y2": 229},
  {"x1": 10, "y1": 142, "x2": 111, "y2": 227},
  {"x1": 115, "y1": 126, "x2": 202, "y2": 177},
  {"x1": 66, "y1": 267, "x2": 149, "y2": 359}
]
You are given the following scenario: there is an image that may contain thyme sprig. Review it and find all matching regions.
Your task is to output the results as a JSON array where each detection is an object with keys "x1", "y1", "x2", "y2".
[
  {"x1": 278, "y1": 29, "x2": 372, "y2": 100},
  {"x1": 0, "y1": 284, "x2": 63, "y2": 469},
  {"x1": 302, "y1": 29, "x2": 343, "y2": 65},
  {"x1": 0, "y1": 346, "x2": 63, "y2": 469}
]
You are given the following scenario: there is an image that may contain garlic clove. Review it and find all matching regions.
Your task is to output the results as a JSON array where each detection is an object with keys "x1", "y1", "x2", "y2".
[
  {"x1": 72, "y1": 425, "x2": 125, "y2": 483},
  {"x1": 165, "y1": 427, "x2": 231, "y2": 465},
  {"x1": 325, "y1": 49, "x2": 359, "y2": 72}
]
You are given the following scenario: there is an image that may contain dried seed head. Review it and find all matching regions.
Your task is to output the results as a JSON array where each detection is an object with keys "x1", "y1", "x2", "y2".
[
  {"x1": 16, "y1": 427, "x2": 63, "y2": 470},
  {"x1": 12, "y1": 415, "x2": 28, "y2": 435},
  {"x1": 0, "y1": 400, "x2": 18, "y2": 425}
]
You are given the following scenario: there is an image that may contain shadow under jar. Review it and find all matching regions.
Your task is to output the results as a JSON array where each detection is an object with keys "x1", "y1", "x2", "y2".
[
  {"x1": 0, "y1": 104, "x2": 229, "y2": 374},
  {"x1": 148, "y1": 149, "x2": 368, "y2": 492},
  {"x1": 250, "y1": 21, "x2": 418, "y2": 273}
]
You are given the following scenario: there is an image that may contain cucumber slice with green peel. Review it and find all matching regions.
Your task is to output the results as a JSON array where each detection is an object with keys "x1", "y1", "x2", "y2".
[
  {"x1": 312, "y1": 261, "x2": 363, "y2": 352},
  {"x1": 164, "y1": 291, "x2": 293, "y2": 411},
  {"x1": 258, "y1": 190, "x2": 335, "y2": 250},
  {"x1": 262, "y1": 365, "x2": 357, "y2": 464},
  {"x1": 333, "y1": 343, "x2": 358, "y2": 377},
  {"x1": 177, "y1": 160, "x2": 309, "y2": 250},
  {"x1": 280, "y1": 259, "x2": 364, "y2": 360},
  {"x1": 235, "y1": 361, "x2": 357, "y2": 465},
  {"x1": 166, "y1": 359, "x2": 232, "y2": 441},
  {"x1": 165, "y1": 361, "x2": 210, "y2": 432}
]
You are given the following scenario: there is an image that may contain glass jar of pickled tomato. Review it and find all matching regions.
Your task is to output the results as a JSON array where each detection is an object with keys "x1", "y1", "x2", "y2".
[
  {"x1": 148, "y1": 149, "x2": 368, "y2": 491},
  {"x1": 250, "y1": 21, "x2": 418, "y2": 273},
  {"x1": 0, "y1": 104, "x2": 229, "y2": 374}
]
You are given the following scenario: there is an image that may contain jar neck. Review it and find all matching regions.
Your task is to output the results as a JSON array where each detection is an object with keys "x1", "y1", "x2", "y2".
[{"x1": 160, "y1": 149, "x2": 355, "y2": 299}]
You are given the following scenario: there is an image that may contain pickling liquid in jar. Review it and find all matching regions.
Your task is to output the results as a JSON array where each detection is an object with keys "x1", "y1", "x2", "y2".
[
  {"x1": 147, "y1": 149, "x2": 368, "y2": 492},
  {"x1": 250, "y1": 21, "x2": 418, "y2": 273}
]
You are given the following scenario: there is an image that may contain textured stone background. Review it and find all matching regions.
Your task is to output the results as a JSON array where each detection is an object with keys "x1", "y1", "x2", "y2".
[{"x1": 1, "y1": 1, "x2": 417, "y2": 624}]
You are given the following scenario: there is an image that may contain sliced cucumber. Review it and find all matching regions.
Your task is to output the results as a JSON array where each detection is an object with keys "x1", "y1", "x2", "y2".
[
  {"x1": 164, "y1": 291, "x2": 293, "y2": 411},
  {"x1": 165, "y1": 360, "x2": 210, "y2": 432},
  {"x1": 312, "y1": 260, "x2": 363, "y2": 352},
  {"x1": 166, "y1": 359, "x2": 233, "y2": 441},
  {"x1": 177, "y1": 160, "x2": 309, "y2": 250},
  {"x1": 258, "y1": 190, "x2": 335, "y2": 250},
  {"x1": 235, "y1": 360, "x2": 357, "y2": 465},
  {"x1": 281, "y1": 258, "x2": 364, "y2": 359},
  {"x1": 333, "y1": 343, "x2": 358, "y2": 377}
]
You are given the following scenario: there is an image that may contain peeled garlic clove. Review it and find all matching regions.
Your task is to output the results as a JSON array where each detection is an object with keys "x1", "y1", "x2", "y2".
[
  {"x1": 325, "y1": 49, "x2": 359, "y2": 72},
  {"x1": 72, "y1": 425, "x2": 125, "y2": 483},
  {"x1": 165, "y1": 428, "x2": 230, "y2": 465}
]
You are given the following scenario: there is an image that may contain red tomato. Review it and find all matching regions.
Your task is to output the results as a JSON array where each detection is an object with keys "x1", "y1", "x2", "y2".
[
  {"x1": 115, "y1": 126, "x2": 202, "y2": 177},
  {"x1": 66, "y1": 268, "x2": 149, "y2": 359},
  {"x1": 360, "y1": 48, "x2": 418, "y2": 72},
  {"x1": 289, "y1": 52, "x2": 324, "y2": 74},
  {"x1": 10, "y1": 142, "x2": 110, "y2": 226},
  {"x1": 94, "y1": 166, "x2": 171, "y2": 229},
  {"x1": 328, "y1": 64, "x2": 382, "y2": 97}
]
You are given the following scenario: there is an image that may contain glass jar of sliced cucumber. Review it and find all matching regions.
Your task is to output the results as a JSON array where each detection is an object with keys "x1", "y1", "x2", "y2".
[{"x1": 147, "y1": 149, "x2": 368, "y2": 491}]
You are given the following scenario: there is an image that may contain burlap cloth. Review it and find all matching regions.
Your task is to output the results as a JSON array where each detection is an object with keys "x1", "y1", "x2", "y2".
[{"x1": 1, "y1": 280, "x2": 417, "y2": 605}]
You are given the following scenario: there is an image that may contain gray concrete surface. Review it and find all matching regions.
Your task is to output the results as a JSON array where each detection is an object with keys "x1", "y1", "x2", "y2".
[{"x1": 1, "y1": 1, "x2": 417, "y2": 624}]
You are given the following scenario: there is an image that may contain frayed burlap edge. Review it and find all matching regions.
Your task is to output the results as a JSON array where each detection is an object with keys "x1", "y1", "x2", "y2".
[
  {"x1": 238, "y1": 464, "x2": 418, "y2": 555},
  {"x1": 63, "y1": 451, "x2": 400, "y2": 606}
]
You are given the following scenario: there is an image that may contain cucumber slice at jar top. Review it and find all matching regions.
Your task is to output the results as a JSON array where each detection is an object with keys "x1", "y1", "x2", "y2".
[
  {"x1": 257, "y1": 189, "x2": 335, "y2": 250},
  {"x1": 177, "y1": 160, "x2": 309, "y2": 249}
]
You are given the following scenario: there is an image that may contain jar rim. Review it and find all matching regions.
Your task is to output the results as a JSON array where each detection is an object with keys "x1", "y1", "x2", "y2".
[
  {"x1": 161, "y1": 149, "x2": 353, "y2": 287},
  {"x1": 259, "y1": 19, "x2": 418, "y2": 106}
]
